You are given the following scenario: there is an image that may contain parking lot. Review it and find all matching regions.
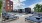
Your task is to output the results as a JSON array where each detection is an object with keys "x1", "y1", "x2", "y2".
[{"x1": 2, "y1": 14, "x2": 33, "y2": 23}]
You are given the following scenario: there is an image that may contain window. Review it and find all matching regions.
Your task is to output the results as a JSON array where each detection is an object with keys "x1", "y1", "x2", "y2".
[
  {"x1": 7, "y1": 1, "x2": 9, "y2": 3},
  {"x1": 11, "y1": 5, "x2": 12, "y2": 6},
  {"x1": 8, "y1": 7, "x2": 9, "y2": 9},
  {"x1": 7, "y1": 4, "x2": 9, "y2": 6},
  {"x1": 11, "y1": 7, "x2": 12, "y2": 9}
]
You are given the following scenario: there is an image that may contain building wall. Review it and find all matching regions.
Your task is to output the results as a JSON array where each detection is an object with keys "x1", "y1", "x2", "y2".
[
  {"x1": 25, "y1": 8, "x2": 31, "y2": 13},
  {"x1": 10, "y1": 1, "x2": 13, "y2": 11},
  {"x1": 5, "y1": 0, "x2": 13, "y2": 12}
]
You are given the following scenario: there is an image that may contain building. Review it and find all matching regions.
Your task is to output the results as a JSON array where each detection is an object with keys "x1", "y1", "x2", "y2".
[
  {"x1": 5, "y1": 0, "x2": 13, "y2": 12},
  {"x1": 18, "y1": 9, "x2": 23, "y2": 13},
  {"x1": 25, "y1": 8, "x2": 31, "y2": 14}
]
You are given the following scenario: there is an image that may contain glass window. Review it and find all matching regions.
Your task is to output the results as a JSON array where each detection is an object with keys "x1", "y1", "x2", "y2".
[
  {"x1": 7, "y1": 4, "x2": 9, "y2": 6},
  {"x1": 7, "y1": 1, "x2": 9, "y2": 3},
  {"x1": 8, "y1": 7, "x2": 9, "y2": 9},
  {"x1": 11, "y1": 5, "x2": 12, "y2": 6},
  {"x1": 11, "y1": 7, "x2": 12, "y2": 9}
]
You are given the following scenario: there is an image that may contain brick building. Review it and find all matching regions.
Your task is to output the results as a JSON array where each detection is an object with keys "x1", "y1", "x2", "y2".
[{"x1": 5, "y1": 0, "x2": 13, "y2": 12}]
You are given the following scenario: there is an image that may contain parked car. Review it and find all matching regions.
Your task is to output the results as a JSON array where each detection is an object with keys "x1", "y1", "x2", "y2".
[
  {"x1": 25, "y1": 17, "x2": 30, "y2": 21},
  {"x1": 2, "y1": 13, "x2": 9, "y2": 21},
  {"x1": 25, "y1": 15, "x2": 42, "y2": 22},
  {"x1": 31, "y1": 12, "x2": 34, "y2": 14},
  {"x1": 8, "y1": 14, "x2": 19, "y2": 20},
  {"x1": 2, "y1": 13, "x2": 19, "y2": 21}
]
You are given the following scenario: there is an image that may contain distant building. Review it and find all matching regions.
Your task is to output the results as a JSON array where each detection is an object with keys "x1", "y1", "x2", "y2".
[
  {"x1": 25, "y1": 8, "x2": 31, "y2": 14},
  {"x1": 18, "y1": 9, "x2": 25, "y2": 13},
  {"x1": 5, "y1": 0, "x2": 13, "y2": 12},
  {"x1": 18, "y1": 9, "x2": 23, "y2": 13}
]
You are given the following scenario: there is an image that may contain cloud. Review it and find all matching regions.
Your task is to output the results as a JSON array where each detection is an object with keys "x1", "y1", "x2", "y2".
[
  {"x1": 28, "y1": 2, "x2": 42, "y2": 11},
  {"x1": 11, "y1": 0, "x2": 26, "y2": 2},
  {"x1": 11, "y1": 0, "x2": 26, "y2": 10},
  {"x1": 20, "y1": 0, "x2": 26, "y2": 2},
  {"x1": 38, "y1": 2, "x2": 42, "y2": 4},
  {"x1": 28, "y1": 3, "x2": 37, "y2": 11}
]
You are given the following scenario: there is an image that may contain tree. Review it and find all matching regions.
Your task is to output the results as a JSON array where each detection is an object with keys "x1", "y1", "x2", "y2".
[
  {"x1": 40, "y1": 5, "x2": 42, "y2": 12},
  {"x1": 0, "y1": 1, "x2": 2, "y2": 9},
  {"x1": 34, "y1": 4, "x2": 42, "y2": 12},
  {"x1": 0, "y1": 1, "x2": 2, "y2": 16}
]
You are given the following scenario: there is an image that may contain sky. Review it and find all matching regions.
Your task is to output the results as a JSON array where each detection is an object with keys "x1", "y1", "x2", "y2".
[{"x1": 11, "y1": 0, "x2": 42, "y2": 11}]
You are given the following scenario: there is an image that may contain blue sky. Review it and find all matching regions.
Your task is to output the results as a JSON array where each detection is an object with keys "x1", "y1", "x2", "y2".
[
  {"x1": 22, "y1": 0, "x2": 42, "y2": 8},
  {"x1": 11, "y1": 0, "x2": 42, "y2": 11}
]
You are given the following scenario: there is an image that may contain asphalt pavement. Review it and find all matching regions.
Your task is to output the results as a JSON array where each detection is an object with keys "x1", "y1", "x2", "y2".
[
  {"x1": 2, "y1": 14, "x2": 34, "y2": 23},
  {"x1": 2, "y1": 12, "x2": 42, "y2": 23}
]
